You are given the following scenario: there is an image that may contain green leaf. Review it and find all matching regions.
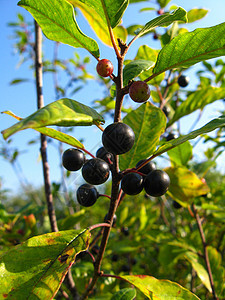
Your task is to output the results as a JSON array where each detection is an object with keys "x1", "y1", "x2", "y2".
[
  {"x1": 10, "y1": 78, "x2": 29, "y2": 85},
  {"x1": 167, "y1": 141, "x2": 192, "y2": 167},
  {"x1": 17, "y1": 0, "x2": 99, "y2": 58},
  {"x1": 153, "y1": 22, "x2": 225, "y2": 76},
  {"x1": 1, "y1": 111, "x2": 84, "y2": 148},
  {"x1": 168, "y1": 87, "x2": 225, "y2": 126},
  {"x1": 58, "y1": 210, "x2": 86, "y2": 230},
  {"x1": 111, "y1": 288, "x2": 136, "y2": 300},
  {"x1": 165, "y1": 167, "x2": 210, "y2": 206},
  {"x1": 67, "y1": 0, "x2": 128, "y2": 29},
  {"x1": 0, "y1": 229, "x2": 90, "y2": 299},
  {"x1": 139, "y1": 204, "x2": 148, "y2": 231},
  {"x1": 123, "y1": 60, "x2": 154, "y2": 85},
  {"x1": 185, "y1": 252, "x2": 211, "y2": 292},
  {"x1": 154, "y1": 115, "x2": 225, "y2": 158},
  {"x1": 120, "y1": 275, "x2": 200, "y2": 299},
  {"x1": 120, "y1": 102, "x2": 166, "y2": 171},
  {"x1": 135, "y1": 7, "x2": 187, "y2": 40},
  {"x1": 187, "y1": 8, "x2": 209, "y2": 23},
  {"x1": 157, "y1": 0, "x2": 171, "y2": 8},
  {"x1": 1, "y1": 98, "x2": 104, "y2": 140}
]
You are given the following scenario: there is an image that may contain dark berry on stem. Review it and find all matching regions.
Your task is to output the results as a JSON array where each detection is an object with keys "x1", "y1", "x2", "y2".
[
  {"x1": 62, "y1": 148, "x2": 85, "y2": 171},
  {"x1": 121, "y1": 226, "x2": 129, "y2": 236},
  {"x1": 102, "y1": 122, "x2": 135, "y2": 155},
  {"x1": 129, "y1": 81, "x2": 150, "y2": 103},
  {"x1": 144, "y1": 169, "x2": 170, "y2": 197},
  {"x1": 96, "y1": 59, "x2": 114, "y2": 77},
  {"x1": 82, "y1": 158, "x2": 110, "y2": 185},
  {"x1": 166, "y1": 133, "x2": 178, "y2": 141},
  {"x1": 162, "y1": 106, "x2": 170, "y2": 117},
  {"x1": 121, "y1": 173, "x2": 143, "y2": 195},
  {"x1": 136, "y1": 159, "x2": 156, "y2": 175},
  {"x1": 96, "y1": 146, "x2": 114, "y2": 164},
  {"x1": 173, "y1": 201, "x2": 182, "y2": 209},
  {"x1": 178, "y1": 75, "x2": 189, "y2": 87},
  {"x1": 77, "y1": 184, "x2": 99, "y2": 207}
]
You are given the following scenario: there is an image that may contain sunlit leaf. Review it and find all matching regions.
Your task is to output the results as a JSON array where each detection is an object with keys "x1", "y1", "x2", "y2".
[
  {"x1": 187, "y1": 8, "x2": 209, "y2": 23},
  {"x1": 154, "y1": 115, "x2": 225, "y2": 157},
  {"x1": 153, "y1": 22, "x2": 225, "y2": 76},
  {"x1": 17, "y1": 0, "x2": 99, "y2": 58},
  {"x1": 1, "y1": 98, "x2": 104, "y2": 140},
  {"x1": 134, "y1": 7, "x2": 187, "y2": 40},
  {"x1": 120, "y1": 102, "x2": 166, "y2": 170},
  {"x1": 111, "y1": 288, "x2": 136, "y2": 300},
  {"x1": 168, "y1": 87, "x2": 225, "y2": 126},
  {"x1": 120, "y1": 275, "x2": 200, "y2": 299},
  {"x1": 0, "y1": 229, "x2": 90, "y2": 299},
  {"x1": 167, "y1": 141, "x2": 192, "y2": 167},
  {"x1": 67, "y1": 0, "x2": 128, "y2": 29},
  {"x1": 123, "y1": 60, "x2": 154, "y2": 85},
  {"x1": 165, "y1": 167, "x2": 210, "y2": 206},
  {"x1": 185, "y1": 252, "x2": 211, "y2": 292}
]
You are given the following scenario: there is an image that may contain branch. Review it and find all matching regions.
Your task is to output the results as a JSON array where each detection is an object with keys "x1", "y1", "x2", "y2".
[
  {"x1": 34, "y1": 21, "x2": 58, "y2": 233},
  {"x1": 192, "y1": 205, "x2": 218, "y2": 300},
  {"x1": 35, "y1": 21, "x2": 80, "y2": 299}
]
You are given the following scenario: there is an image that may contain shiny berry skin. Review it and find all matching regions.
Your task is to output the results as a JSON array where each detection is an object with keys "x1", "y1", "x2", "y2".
[
  {"x1": 121, "y1": 173, "x2": 144, "y2": 195},
  {"x1": 129, "y1": 81, "x2": 150, "y2": 103},
  {"x1": 178, "y1": 75, "x2": 189, "y2": 87},
  {"x1": 102, "y1": 122, "x2": 135, "y2": 155},
  {"x1": 82, "y1": 158, "x2": 110, "y2": 185},
  {"x1": 96, "y1": 59, "x2": 114, "y2": 77},
  {"x1": 144, "y1": 169, "x2": 170, "y2": 197},
  {"x1": 157, "y1": 8, "x2": 164, "y2": 15},
  {"x1": 166, "y1": 133, "x2": 178, "y2": 141},
  {"x1": 77, "y1": 184, "x2": 99, "y2": 207},
  {"x1": 162, "y1": 106, "x2": 170, "y2": 117},
  {"x1": 96, "y1": 147, "x2": 114, "y2": 164},
  {"x1": 136, "y1": 159, "x2": 156, "y2": 175},
  {"x1": 173, "y1": 201, "x2": 182, "y2": 209},
  {"x1": 62, "y1": 148, "x2": 85, "y2": 171}
]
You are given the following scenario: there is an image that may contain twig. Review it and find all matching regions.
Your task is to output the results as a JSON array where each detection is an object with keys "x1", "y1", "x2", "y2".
[
  {"x1": 34, "y1": 21, "x2": 58, "y2": 233},
  {"x1": 192, "y1": 205, "x2": 218, "y2": 300},
  {"x1": 34, "y1": 21, "x2": 80, "y2": 299}
]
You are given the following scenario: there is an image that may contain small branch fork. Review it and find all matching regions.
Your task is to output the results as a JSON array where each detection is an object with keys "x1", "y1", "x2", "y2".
[{"x1": 192, "y1": 205, "x2": 218, "y2": 300}]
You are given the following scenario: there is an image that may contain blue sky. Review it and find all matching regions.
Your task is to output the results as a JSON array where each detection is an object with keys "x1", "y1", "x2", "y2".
[{"x1": 1, "y1": 0, "x2": 225, "y2": 194}]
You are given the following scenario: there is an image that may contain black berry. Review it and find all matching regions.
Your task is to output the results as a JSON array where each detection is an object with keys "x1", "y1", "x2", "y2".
[
  {"x1": 144, "y1": 169, "x2": 170, "y2": 197},
  {"x1": 82, "y1": 158, "x2": 110, "y2": 185},
  {"x1": 121, "y1": 264, "x2": 131, "y2": 272},
  {"x1": 162, "y1": 106, "x2": 170, "y2": 117},
  {"x1": 173, "y1": 201, "x2": 182, "y2": 209},
  {"x1": 77, "y1": 184, "x2": 99, "y2": 207},
  {"x1": 111, "y1": 254, "x2": 119, "y2": 262},
  {"x1": 62, "y1": 148, "x2": 85, "y2": 171},
  {"x1": 178, "y1": 75, "x2": 189, "y2": 87},
  {"x1": 96, "y1": 147, "x2": 114, "y2": 165},
  {"x1": 121, "y1": 226, "x2": 129, "y2": 236},
  {"x1": 102, "y1": 122, "x2": 135, "y2": 155},
  {"x1": 121, "y1": 173, "x2": 143, "y2": 195},
  {"x1": 129, "y1": 81, "x2": 150, "y2": 103},
  {"x1": 166, "y1": 133, "x2": 178, "y2": 141},
  {"x1": 136, "y1": 159, "x2": 156, "y2": 175}
]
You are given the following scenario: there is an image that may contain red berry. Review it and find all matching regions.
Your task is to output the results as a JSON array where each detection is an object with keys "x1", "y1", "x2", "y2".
[
  {"x1": 96, "y1": 59, "x2": 114, "y2": 77},
  {"x1": 157, "y1": 9, "x2": 164, "y2": 15},
  {"x1": 129, "y1": 81, "x2": 150, "y2": 103}
]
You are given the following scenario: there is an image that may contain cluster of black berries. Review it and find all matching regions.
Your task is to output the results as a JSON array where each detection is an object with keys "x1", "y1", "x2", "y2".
[
  {"x1": 62, "y1": 121, "x2": 170, "y2": 207},
  {"x1": 121, "y1": 160, "x2": 170, "y2": 197},
  {"x1": 62, "y1": 122, "x2": 135, "y2": 207}
]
